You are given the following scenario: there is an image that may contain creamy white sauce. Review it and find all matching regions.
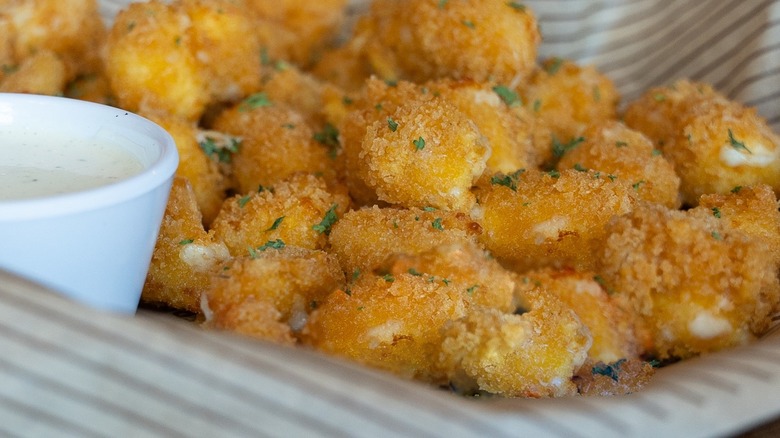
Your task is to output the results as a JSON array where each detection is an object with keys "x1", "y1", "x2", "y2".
[{"x1": 0, "y1": 131, "x2": 144, "y2": 200}]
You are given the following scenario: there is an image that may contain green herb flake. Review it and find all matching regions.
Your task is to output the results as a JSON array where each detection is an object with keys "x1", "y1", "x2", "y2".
[
  {"x1": 438, "y1": 0, "x2": 449, "y2": 8},
  {"x1": 552, "y1": 136, "x2": 585, "y2": 158},
  {"x1": 492, "y1": 85, "x2": 521, "y2": 107},
  {"x1": 592, "y1": 359, "x2": 626, "y2": 382},
  {"x1": 462, "y1": 20, "x2": 475, "y2": 29},
  {"x1": 313, "y1": 123, "x2": 340, "y2": 158},
  {"x1": 351, "y1": 268, "x2": 361, "y2": 281},
  {"x1": 239, "y1": 92, "x2": 272, "y2": 111},
  {"x1": 653, "y1": 93, "x2": 666, "y2": 102},
  {"x1": 313, "y1": 204, "x2": 339, "y2": 235},
  {"x1": 573, "y1": 163, "x2": 587, "y2": 172},
  {"x1": 727, "y1": 129, "x2": 751, "y2": 153},
  {"x1": 238, "y1": 195, "x2": 252, "y2": 208},
  {"x1": 615, "y1": 141, "x2": 628, "y2": 148},
  {"x1": 408, "y1": 268, "x2": 423, "y2": 276},
  {"x1": 423, "y1": 206, "x2": 437, "y2": 212},
  {"x1": 711, "y1": 231, "x2": 723, "y2": 240},
  {"x1": 731, "y1": 185, "x2": 743, "y2": 194},
  {"x1": 544, "y1": 57, "x2": 564, "y2": 75},
  {"x1": 199, "y1": 136, "x2": 240, "y2": 164},
  {"x1": 507, "y1": 1, "x2": 526, "y2": 11},
  {"x1": 342, "y1": 96, "x2": 354, "y2": 105},
  {"x1": 712, "y1": 207, "x2": 722, "y2": 218},
  {"x1": 490, "y1": 168, "x2": 525, "y2": 191},
  {"x1": 632, "y1": 180, "x2": 645, "y2": 191},
  {"x1": 432, "y1": 217, "x2": 444, "y2": 231},
  {"x1": 260, "y1": 47, "x2": 271, "y2": 66},
  {"x1": 413, "y1": 137, "x2": 426, "y2": 150},
  {"x1": 532, "y1": 99, "x2": 542, "y2": 113},
  {"x1": 466, "y1": 285, "x2": 479, "y2": 295},
  {"x1": 178, "y1": 238, "x2": 194, "y2": 245},
  {"x1": 607, "y1": 174, "x2": 618, "y2": 182},
  {"x1": 547, "y1": 169, "x2": 561, "y2": 179},
  {"x1": 387, "y1": 117, "x2": 399, "y2": 132},
  {"x1": 382, "y1": 274, "x2": 395, "y2": 283},
  {"x1": 266, "y1": 216, "x2": 285, "y2": 231},
  {"x1": 652, "y1": 149, "x2": 662, "y2": 156},
  {"x1": 256, "y1": 239, "x2": 286, "y2": 252}
]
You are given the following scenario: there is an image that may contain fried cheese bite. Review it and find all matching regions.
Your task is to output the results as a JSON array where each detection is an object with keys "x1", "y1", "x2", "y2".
[
  {"x1": 0, "y1": 0, "x2": 106, "y2": 81},
  {"x1": 203, "y1": 246, "x2": 345, "y2": 344},
  {"x1": 475, "y1": 168, "x2": 637, "y2": 273},
  {"x1": 0, "y1": 50, "x2": 68, "y2": 95},
  {"x1": 244, "y1": 0, "x2": 348, "y2": 67},
  {"x1": 518, "y1": 268, "x2": 640, "y2": 366},
  {"x1": 597, "y1": 202, "x2": 780, "y2": 360},
  {"x1": 439, "y1": 287, "x2": 591, "y2": 398},
  {"x1": 519, "y1": 58, "x2": 620, "y2": 156},
  {"x1": 211, "y1": 96, "x2": 338, "y2": 193},
  {"x1": 624, "y1": 79, "x2": 780, "y2": 205},
  {"x1": 146, "y1": 113, "x2": 229, "y2": 226},
  {"x1": 556, "y1": 120, "x2": 682, "y2": 208},
  {"x1": 379, "y1": 241, "x2": 518, "y2": 314},
  {"x1": 142, "y1": 177, "x2": 231, "y2": 312},
  {"x1": 696, "y1": 184, "x2": 780, "y2": 268},
  {"x1": 106, "y1": 0, "x2": 261, "y2": 121},
  {"x1": 211, "y1": 173, "x2": 351, "y2": 256},
  {"x1": 301, "y1": 271, "x2": 474, "y2": 385},
  {"x1": 327, "y1": 206, "x2": 482, "y2": 276},
  {"x1": 353, "y1": 0, "x2": 540, "y2": 85}
]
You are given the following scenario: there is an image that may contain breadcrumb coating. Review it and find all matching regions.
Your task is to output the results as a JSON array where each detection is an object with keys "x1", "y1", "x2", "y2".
[
  {"x1": 142, "y1": 177, "x2": 231, "y2": 312},
  {"x1": 204, "y1": 246, "x2": 345, "y2": 343},
  {"x1": 598, "y1": 202, "x2": 780, "y2": 359},
  {"x1": 211, "y1": 173, "x2": 351, "y2": 256},
  {"x1": 624, "y1": 79, "x2": 780, "y2": 205},
  {"x1": 354, "y1": 0, "x2": 540, "y2": 84},
  {"x1": 475, "y1": 168, "x2": 638, "y2": 272},
  {"x1": 557, "y1": 120, "x2": 682, "y2": 208},
  {"x1": 327, "y1": 206, "x2": 482, "y2": 276},
  {"x1": 439, "y1": 288, "x2": 591, "y2": 398}
]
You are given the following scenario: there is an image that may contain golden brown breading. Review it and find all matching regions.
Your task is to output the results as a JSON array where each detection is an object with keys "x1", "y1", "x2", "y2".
[
  {"x1": 597, "y1": 202, "x2": 780, "y2": 359},
  {"x1": 145, "y1": 113, "x2": 230, "y2": 226},
  {"x1": 210, "y1": 173, "x2": 351, "y2": 256},
  {"x1": 211, "y1": 97, "x2": 338, "y2": 193},
  {"x1": 557, "y1": 120, "x2": 682, "y2": 208},
  {"x1": 519, "y1": 58, "x2": 620, "y2": 153},
  {"x1": 244, "y1": 0, "x2": 348, "y2": 67},
  {"x1": 624, "y1": 79, "x2": 780, "y2": 205},
  {"x1": 379, "y1": 241, "x2": 518, "y2": 314},
  {"x1": 696, "y1": 184, "x2": 780, "y2": 268},
  {"x1": 518, "y1": 267, "x2": 640, "y2": 365},
  {"x1": 475, "y1": 168, "x2": 637, "y2": 273},
  {"x1": 0, "y1": 50, "x2": 67, "y2": 95},
  {"x1": 142, "y1": 177, "x2": 232, "y2": 312},
  {"x1": 0, "y1": 0, "x2": 106, "y2": 81},
  {"x1": 300, "y1": 271, "x2": 474, "y2": 385},
  {"x1": 203, "y1": 246, "x2": 345, "y2": 344},
  {"x1": 438, "y1": 288, "x2": 591, "y2": 398},
  {"x1": 327, "y1": 205, "x2": 482, "y2": 276},
  {"x1": 105, "y1": 0, "x2": 262, "y2": 121},
  {"x1": 353, "y1": 0, "x2": 540, "y2": 85}
]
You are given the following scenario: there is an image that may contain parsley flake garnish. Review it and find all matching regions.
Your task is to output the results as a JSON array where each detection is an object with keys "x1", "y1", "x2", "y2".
[
  {"x1": 238, "y1": 195, "x2": 252, "y2": 208},
  {"x1": 712, "y1": 207, "x2": 721, "y2": 218},
  {"x1": 432, "y1": 217, "x2": 444, "y2": 231},
  {"x1": 199, "y1": 136, "x2": 240, "y2": 163},
  {"x1": 711, "y1": 231, "x2": 723, "y2": 240},
  {"x1": 507, "y1": 1, "x2": 526, "y2": 11},
  {"x1": 313, "y1": 123, "x2": 340, "y2": 158},
  {"x1": 592, "y1": 359, "x2": 626, "y2": 382},
  {"x1": 544, "y1": 57, "x2": 564, "y2": 75},
  {"x1": 573, "y1": 163, "x2": 587, "y2": 172},
  {"x1": 727, "y1": 129, "x2": 751, "y2": 153},
  {"x1": 615, "y1": 141, "x2": 628, "y2": 148},
  {"x1": 632, "y1": 180, "x2": 645, "y2": 190},
  {"x1": 408, "y1": 268, "x2": 423, "y2": 276},
  {"x1": 731, "y1": 186, "x2": 743, "y2": 194},
  {"x1": 178, "y1": 238, "x2": 194, "y2": 245},
  {"x1": 313, "y1": 204, "x2": 339, "y2": 235},
  {"x1": 266, "y1": 216, "x2": 285, "y2": 231},
  {"x1": 239, "y1": 92, "x2": 272, "y2": 111},
  {"x1": 492, "y1": 85, "x2": 521, "y2": 107},
  {"x1": 466, "y1": 285, "x2": 479, "y2": 295},
  {"x1": 552, "y1": 136, "x2": 585, "y2": 158},
  {"x1": 547, "y1": 169, "x2": 561, "y2": 179},
  {"x1": 462, "y1": 20, "x2": 475, "y2": 29},
  {"x1": 490, "y1": 169, "x2": 525, "y2": 191},
  {"x1": 382, "y1": 274, "x2": 395, "y2": 283},
  {"x1": 438, "y1": 0, "x2": 449, "y2": 7},
  {"x1": 413, "y1": 137, "x2": 426, "y2": 150},
  {"x1": 653, "y1": 93, "x2": 666, "y2": 102},
  {"x1": 387, "y1": 117, "x2": 399, "y2": 132},
  {"x1": 249, "y1": 239, "x2": 286, "y2": 257}
]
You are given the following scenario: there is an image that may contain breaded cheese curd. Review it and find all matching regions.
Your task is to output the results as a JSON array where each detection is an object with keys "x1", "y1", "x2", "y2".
[
  {"x1": 475, "y1": 168, "x2": 637, "y2": 272},
  {"x1": 597, "y1": 202, "x2": 780, "y2": 359},
  {"x1": 624, "y1": 79, "x2": 780, "y2": 205},
  {"x1": 556, "y1": 120, "x2": 681, "y2": 208},
  {"x1": 142, "y1": 177, "x2": 231, "y2": 312},
  {"x1": 353, "y1": 0, "x2": 540, "y2": 84},
  {"x1": 204, "y1": 246, "x2": 345, "y2": 344}
]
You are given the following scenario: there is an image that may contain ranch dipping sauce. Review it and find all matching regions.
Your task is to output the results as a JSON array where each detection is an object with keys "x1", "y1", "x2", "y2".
[{"x1": 0, "y1": 131, "x2": 145, "y2": 200}]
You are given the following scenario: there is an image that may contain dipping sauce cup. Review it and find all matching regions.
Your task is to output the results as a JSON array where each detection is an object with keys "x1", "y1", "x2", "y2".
[{"x1": 0, "y1": 93, "x2": 178, "y2": 314}]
